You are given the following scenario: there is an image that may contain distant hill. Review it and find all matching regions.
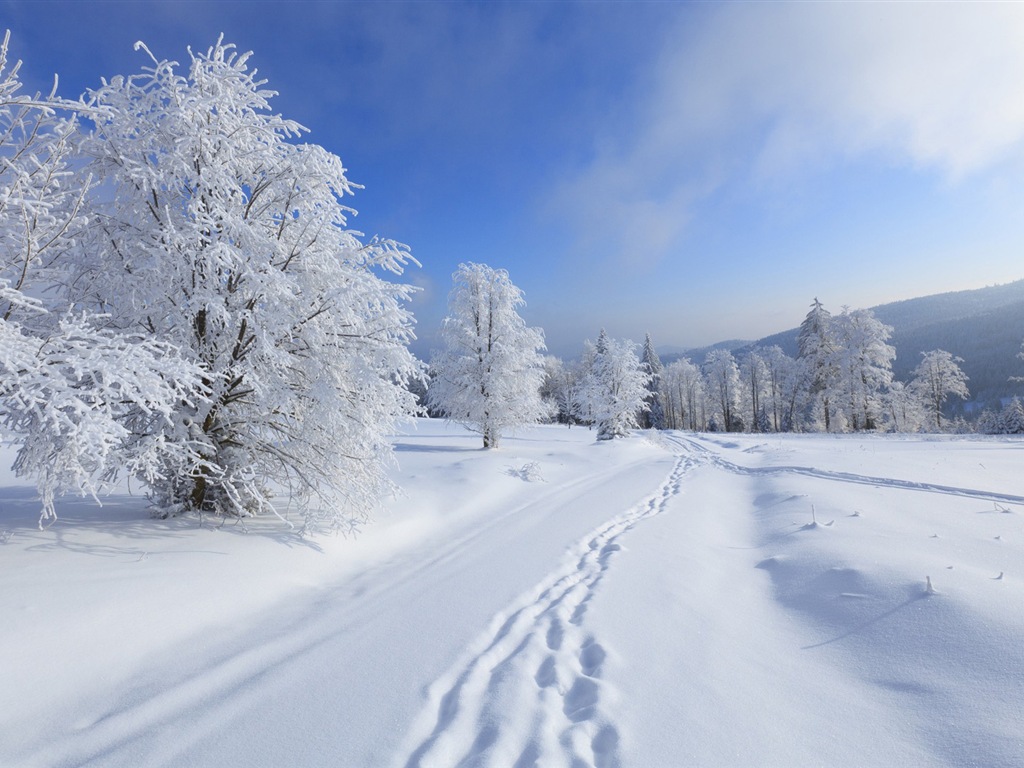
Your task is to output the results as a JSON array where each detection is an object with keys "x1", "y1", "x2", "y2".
[
  {"x1": 677, "y1": 280, "x2": 1024, "y2": 409},
  {"x1": 663, "y1": 339, "x2": 751, "y2": 366}
]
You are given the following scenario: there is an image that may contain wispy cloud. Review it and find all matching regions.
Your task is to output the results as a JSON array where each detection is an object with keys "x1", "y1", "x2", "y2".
[{"x1": 552, "y1": 3, "x2": 1024, "y2": 271}]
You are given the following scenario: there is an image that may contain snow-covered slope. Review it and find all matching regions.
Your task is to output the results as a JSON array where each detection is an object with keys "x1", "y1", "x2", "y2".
[{"x1": 2, "y1": 422, "x2": 1022, "y2": 766}]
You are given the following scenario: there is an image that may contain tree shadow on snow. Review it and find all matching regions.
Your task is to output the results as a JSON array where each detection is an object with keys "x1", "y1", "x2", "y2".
[
  {"x1": 0, "y1": 485, "x2": 324, "y2": 554},
  {"x1": 392, "y1": 442, "x2": 479, "y2": 454},
  {"x1": 800, "y1": 592, "x2": 932, "y2": 650}
]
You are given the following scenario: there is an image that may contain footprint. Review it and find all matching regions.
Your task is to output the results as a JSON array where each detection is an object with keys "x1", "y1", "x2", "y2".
[
  {"x1": 512, "y1": 742, "x2": 541, "y2": 768},
  {"x1": 592, "y1": 725, "x2": 621, "y2": 768},
  {"x1": 569, "y1": 598, "x2": 589, "y2": 626},
  {"x1": 580, "y1": 639, "x2": 606, "y2": 678},
  {"x1": 546, "y1": 618, "x2": 564, "y2": 651},
  {"x1": 535, "y1": 655, "x2": 557, "y2": 688},
  {"x1": 563, "y1": 677, "x2": 600, "y2": 722}
]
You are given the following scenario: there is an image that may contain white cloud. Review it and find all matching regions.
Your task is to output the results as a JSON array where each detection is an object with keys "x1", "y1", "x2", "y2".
[
  {"x1": 693, "y1": 3, "x2": 1024, "y2": 176},
  {"x1": 553, "y1": 3, "x2": 1024, "y2": 269}
]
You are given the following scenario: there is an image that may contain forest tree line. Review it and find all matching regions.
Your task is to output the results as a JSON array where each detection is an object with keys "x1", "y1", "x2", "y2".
[{"x1": 424, "y1": 275, "x2": 1024, "y2": 443}]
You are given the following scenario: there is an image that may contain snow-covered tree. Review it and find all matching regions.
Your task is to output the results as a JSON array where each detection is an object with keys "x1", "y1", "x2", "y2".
[
  {"x1": 759, "y1": 346, "x2": 802, "y2": 433},
  {"x1": 571, "y1": 338, "x2": 599, "y2": 427},
  {"x1": 978, "y1": 398, "x2": 1024, "y2": 435},
  {"x1": 739, "y1": 349, "x2": 769, "y2": 433},
  {"x1": 428, "y1": 263, "x2": 547, "y2": 448},
  {"x1": 798, "y1": 298, "x2": 838, "y2": 431},
  {"x1": 662, "y1": 357, "x2": 704, "y2": 431},
  {"x1": 541, "y1": 355, "x2": 587, "y2": 427},
  {"x1": 704, "y1": 349, "x2": 740, "y2": 432},
  {"x1": 639, "y1": 333, "x2": 665, "y2": 429},
  {"x1": 1000, "y1": 399, "x2": 1024, "y2": 434},
  {"x1": 883, "y1": 380, "x2": 926, "y2": 433},
  {"x1": 583, "y1": 330, "x2": 649, "y2": 440},
  {"x1": 0, "y1": 31, "x2": 199, "y2": 524},
  {"x1": 830, "y1": 308, "x2": 895, "y2": 431},
  {"x1": 69, "y1": 39, "x2": 420, "y2": 529},
  {"x1": 911, "y1": 349, "x2": 970, "y2": 431},
  {"x1": 539, "y1": 356, "x2": 566, "y2": 423},
  {"x1": 659, "y1": 358, "x2": 700, "y2": 430}
]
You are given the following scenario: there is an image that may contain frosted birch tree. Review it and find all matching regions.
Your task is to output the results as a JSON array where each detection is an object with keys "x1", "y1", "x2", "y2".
[
  {"x1": 428, "y1": 263, "x2": 547, "y2": 448},
  {"x1": 662, "y1": 357, "x2": 704, "y2": 430},
  {"x1": 704, "y1": 349, "x2": 740, "y2": 432},
  {"x1": 739, "y1": 348, "x2": 769, "y2": 432},
  {"x1": 69, "y1": 39, "x2": 420, "y2": 529},
  {"x1": 541, "y1": 355, "x2": 586, "y2": 427},
  {"x1": 760, "y1": 346, "x2": 800, "y2": 433},
  {"x1": 911, "y1": 350, "x2": 970, "y2": 431}
]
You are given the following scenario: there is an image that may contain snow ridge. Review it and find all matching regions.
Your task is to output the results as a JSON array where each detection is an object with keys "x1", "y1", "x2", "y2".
[{"x1": 397, "y1": 454, "x2": 693, "y2": 768}]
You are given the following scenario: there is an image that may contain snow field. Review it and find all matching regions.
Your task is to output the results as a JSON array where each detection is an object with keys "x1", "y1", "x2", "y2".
[
  {"x1": 2, "y1": 422, "x2": 1023, "y2": 766},
  {"x1": 663, "y1": 434, "x2": 1024, "y2": 766}
]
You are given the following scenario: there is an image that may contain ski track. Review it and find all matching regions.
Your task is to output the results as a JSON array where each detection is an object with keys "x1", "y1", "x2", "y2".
[
  {"x1": 668, "y1": 434, "x2": 1024, "y2": 506},
  {"x1": 398, "y1": 454, "x2": 694, "y2": 768}
]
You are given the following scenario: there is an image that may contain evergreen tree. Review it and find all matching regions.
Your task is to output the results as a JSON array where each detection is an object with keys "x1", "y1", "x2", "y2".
[
  {"x1": 640, "y1": 333, "x2": 665, "y2": 429},
  {"x1": 583, "y1": 330, "x2": 650, "y2": 440},
  {"x1": 798, "y1": 298, "x2": 838, "y2": 431},
  {"x1": 1002, "y1": 398, "x2": 1024, "y2": 434}
]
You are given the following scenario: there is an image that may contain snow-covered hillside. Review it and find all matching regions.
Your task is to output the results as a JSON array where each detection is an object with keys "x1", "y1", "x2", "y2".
[{"x1": 2, "y1": 421, "x2": 1023, "y2": 766}]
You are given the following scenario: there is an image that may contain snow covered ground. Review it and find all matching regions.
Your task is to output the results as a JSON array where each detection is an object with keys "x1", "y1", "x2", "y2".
[{"x1": 2, "y1": 420, "x2": 1023, "y2": 767}]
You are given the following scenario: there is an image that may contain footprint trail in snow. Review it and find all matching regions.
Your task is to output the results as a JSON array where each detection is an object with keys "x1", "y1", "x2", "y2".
[{"x1": 397, "y1": 453, "x2": 695, "y2": 768}]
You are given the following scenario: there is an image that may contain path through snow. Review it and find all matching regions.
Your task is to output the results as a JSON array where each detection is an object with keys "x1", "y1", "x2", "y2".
[{"x1": 398, "y1": 454, "x2": 695, "y2": 767}]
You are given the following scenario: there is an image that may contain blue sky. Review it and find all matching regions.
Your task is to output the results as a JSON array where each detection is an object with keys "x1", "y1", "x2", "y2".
[{"x1": 4, "y1": 1, "x2": 1023, "y2": 358}]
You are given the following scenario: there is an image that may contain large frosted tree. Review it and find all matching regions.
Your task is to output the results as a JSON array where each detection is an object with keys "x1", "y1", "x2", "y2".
[
  {"x1": 67, "y1": 39, "x2": 420, "y2": 529},
  {"x1": 0, "y1": 32, "x2": 197, "y2": 524},
  {"x1": 428, "y1": 263, "x2": 547, "y2": 448}
]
